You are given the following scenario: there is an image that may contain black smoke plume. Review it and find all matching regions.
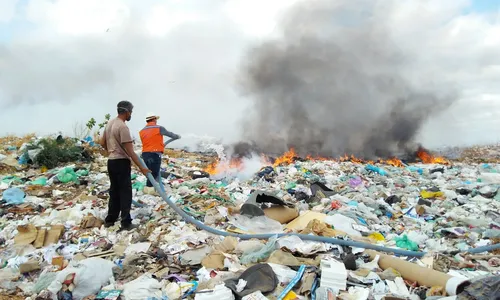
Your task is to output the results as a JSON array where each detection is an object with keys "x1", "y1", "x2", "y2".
[{"x1": 237, "y1": 0, "x2": 456, "y2": 159}]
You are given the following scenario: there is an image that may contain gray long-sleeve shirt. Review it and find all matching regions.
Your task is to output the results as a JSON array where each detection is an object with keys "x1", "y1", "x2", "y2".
[{"x1": 160, "y1": 126, "x2": 180, "y2": 140}]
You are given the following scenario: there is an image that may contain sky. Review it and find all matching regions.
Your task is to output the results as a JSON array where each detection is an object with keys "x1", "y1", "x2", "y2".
[{"x1": 0, "y1": 0, "x2": 500, "y2": 150}]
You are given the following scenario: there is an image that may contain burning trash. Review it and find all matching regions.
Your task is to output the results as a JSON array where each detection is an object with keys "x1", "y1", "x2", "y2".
[{"x1": 202, "y1": 145, "x2": 450, "y2": 177}]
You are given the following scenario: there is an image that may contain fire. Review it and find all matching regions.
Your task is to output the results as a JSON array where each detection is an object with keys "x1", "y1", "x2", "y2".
[
  {"x1": 385, "y1": 157, "x2": 404, "y2": 167},
  {"x1": 203, "y1": 158, "x2": 244, "y2": 175},
  {"x1": 203, "y1": 146, "x2": 448, "y2": 175},
  {"x1": 305, "y1": 154, "x2": 330, "y2": 161},
  {"x1": 273, "y1": 148, "x2": 297, "y2": 167},
  {"x1": 203, "y1": 160, "x2": 219, "y2": 175},
  {"x1": 349, "y1": 155, "x2": 363, "y2": 164},
  {"x1": 417, "y1": 148, "x2": 448, "y2": 164}
]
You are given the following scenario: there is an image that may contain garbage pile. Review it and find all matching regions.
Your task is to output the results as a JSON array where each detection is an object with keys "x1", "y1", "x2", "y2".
[{"x1": 1, "y1": 135, "x2": 500, "y2": 300}]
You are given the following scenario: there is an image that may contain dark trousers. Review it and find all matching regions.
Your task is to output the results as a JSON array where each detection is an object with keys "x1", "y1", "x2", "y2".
[
  {"x1": 142, "y1": 152, "x2": 161, "y2": 187},
  {"x1": 106, "y1": 159, "x2": 132, "y2": 226}
]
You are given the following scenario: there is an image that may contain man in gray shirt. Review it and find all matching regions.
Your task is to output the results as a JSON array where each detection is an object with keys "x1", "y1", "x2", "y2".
[{"x1": 100, "y1": 101, "x2": 150, "y2": 231}]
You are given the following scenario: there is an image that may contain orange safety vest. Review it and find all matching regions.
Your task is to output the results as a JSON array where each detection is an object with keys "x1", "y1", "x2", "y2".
[{"x1": 139, "y1": 123, "x2": 164, "y2": 153}]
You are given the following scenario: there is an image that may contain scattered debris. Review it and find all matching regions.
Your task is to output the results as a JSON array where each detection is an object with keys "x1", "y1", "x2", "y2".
[{"x1": 0, "y1": 135, "x2": 499, "y2": 299}]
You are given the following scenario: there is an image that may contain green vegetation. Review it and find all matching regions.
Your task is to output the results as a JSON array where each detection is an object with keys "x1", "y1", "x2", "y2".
[
  {"x1": 86, "y1": 113, "x2": 111, "y2": 137},
  {"x1": 27, "y1": 137, "x2": 84, "y2": 169}
]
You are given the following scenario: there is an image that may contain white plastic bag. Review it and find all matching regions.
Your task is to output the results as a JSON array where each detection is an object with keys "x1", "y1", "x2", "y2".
[
  {"x1": 228, "y1": 215, "x2": 283, "y2": 234},
  {"x1": 324, "y1": 214, "x2": 362, "y2": 237},
  {"x1": 479, "y1": 173, "x2": 500, "y2": 184},
  {"x1": 47, "y1": 258, "x2": 114, "y2": 300},
  {"x1": 121, "y1": 274, "x2": 163, "y2": 300}
]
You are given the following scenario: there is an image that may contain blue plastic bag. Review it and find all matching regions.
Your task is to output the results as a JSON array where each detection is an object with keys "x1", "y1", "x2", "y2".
[
  {"x1": 365, "y1": 164, "x2": 388, "y2": 176},
  {"x1": 407, "y1": 166, "x2": 423, "y2": 175},
  {"x1": 84, "y1": 136, "x2": 95, "y2": 146},
  {"x1": 18, "y1": 153, "x2": 29, "y2": 165},
  {"x1": 2, "y1": 187, "x2": 25, "y2": 205}
]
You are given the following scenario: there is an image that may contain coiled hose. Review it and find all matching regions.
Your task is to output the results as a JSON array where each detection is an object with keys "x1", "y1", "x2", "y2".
[{"x1": 139, "y1": 156, "x2": 500, "y2": 258}]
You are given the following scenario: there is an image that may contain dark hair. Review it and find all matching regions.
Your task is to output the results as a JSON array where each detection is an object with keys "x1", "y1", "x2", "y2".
[{"x1": 117, "y1": 101, "x2": 134, "y2": 114}]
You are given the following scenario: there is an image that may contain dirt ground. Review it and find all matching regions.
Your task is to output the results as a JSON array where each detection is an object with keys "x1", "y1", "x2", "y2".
[{"x1": 0, "y1": 296, "x2": 26, "y2": 300}]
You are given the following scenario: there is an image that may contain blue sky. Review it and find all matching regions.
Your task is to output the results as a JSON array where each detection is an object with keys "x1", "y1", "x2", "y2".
[
  {"x1": 467, "y1": 0, "x2": 500, "y2": 12},
  {"x1": 0, "y1": 0, "x2": 30, "y2": 42}
]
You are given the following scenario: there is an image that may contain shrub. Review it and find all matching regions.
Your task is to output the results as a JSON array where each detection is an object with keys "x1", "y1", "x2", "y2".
[{"x1": 28, "y1": 137, "x2": 84, "y2": 169}]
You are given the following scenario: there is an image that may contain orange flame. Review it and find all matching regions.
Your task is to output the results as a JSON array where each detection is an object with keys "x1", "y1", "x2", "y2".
[
  {"x1": 203, "y1": 160, "x2": 218, "y2": 175},
  {"x1": 204, "y1": 146, "x2": 448, "y2": 175},
  {"x1": 417, "y1": 148, "x2": 448, "y2": 164},
  {"x1": 305, "y1": 154, "x2": 330, "y2": 161},
  {"x1": 203, "y1": 158, "x2": 244, "y2": 175},
  {"x1": 385, "y1": 157, "x2": 404, "y2": 167},
  {"x1": 273, "y1": 148, "x2": 297, "y2": 167},
  {"x1": 350, "y1": 155, "x2": 363, "y2": 164}
]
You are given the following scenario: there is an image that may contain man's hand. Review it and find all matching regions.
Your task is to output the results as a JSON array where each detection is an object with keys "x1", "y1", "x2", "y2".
[
  {"x1": 123, "y1": 142, "x2": 152, "y2": 175},
  {"x1": 140, "y1": 167, "x2": 151, "y2": 175}
]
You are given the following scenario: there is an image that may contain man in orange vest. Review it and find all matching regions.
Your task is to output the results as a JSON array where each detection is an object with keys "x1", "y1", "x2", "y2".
[{"x1": 139, "y1": 112, "x2": 180, "y2": 192}]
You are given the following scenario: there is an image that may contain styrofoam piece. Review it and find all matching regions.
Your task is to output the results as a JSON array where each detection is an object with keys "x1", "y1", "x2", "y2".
[
  {"x1": 195, "y1": 284, "x2": 235, "y2": 300},
  {"x1": 242, "y1": 291, "x2": 269, "y2": 300},
  {"x1": 320, "y1": 259, "x2": 347, "y2": 291}
]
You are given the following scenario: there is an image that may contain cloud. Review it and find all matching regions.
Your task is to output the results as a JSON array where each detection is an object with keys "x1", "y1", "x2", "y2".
[
  {"x1": 0, "y1": 0, "x2": 260, "y2": 144},
  {"x1": 0, "y1": 0, "x2": 20, "y2": 22},
  {"x1": 0, "y1": 0, "x2": 499, "y2": 149}
]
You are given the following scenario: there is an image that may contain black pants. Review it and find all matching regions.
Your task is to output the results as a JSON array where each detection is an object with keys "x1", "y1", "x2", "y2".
[
  {"x1": 106, "y1": 159, "x2": 132, "y2": 226},
  {"x1": 142, "y1": 152, "x2": 161, "y2": 187}
]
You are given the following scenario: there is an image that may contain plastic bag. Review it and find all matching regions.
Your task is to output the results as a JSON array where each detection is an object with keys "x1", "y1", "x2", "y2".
[
  {"x1": 18, "y1": 152, "x2": 29, "y2": 165},
  {"x1": 47, "y1": 258, "x2": 114, "y2": 300},
  {"x1": 365, "y1": 165, "x2": 388, "y2": 176},
  {"x1": 2, "y1": 187, "x2": 25, "y2": 205},
  {"x1": 420, "y1": 190, "x2": 444, "y2": 199},
  {"x1": 84, "y1": 136, "x2": 95, "y2": 146},
  {"x1": 394, "y1": 235, "x2": 419, "y2": 251},
  {"x1": 0, "y1": 268, "x2": 20, "y2": 291},
  {"x1": 368, "y1": 232, "x2": 385, "y2": 242},
  {"x1": 76, "y1": 169, "x2": 89, "y2": 177},
  {"x1": 240, "y1": 236, "x2": 278, "y2": 264},
  {"x1": 1, "y1": 175, "x2": 22, "y2": 185},
  {"x1": 228, "y1": 215, "x2": 283, "y2": 234},
  {"x1": 267, "y1": 263, "x2": 297, "y2": 285},
  {"x1": 324, "y1": 214, "x2": 362, "y2": 237},
  {"x1": 235, "y1": 240, "x2": 265, "y2": 255},
  {"x1": 349, "y1": 177, "x2": 362, "y2": 187},
  {"x1": 33, "y1": 270, "x2": 57, "y2": 293},
  {"x1": 121, "y1": 274, "x2": 164, "y2": 300},
  {"x1": 57, "y1": 167, "x2": 78, "y2": 183},
  {"x1": 30, "y1": 177, "x2": 48, "y2": 186},
  {"x1": 478, "y1": 173, "x2": 500, "y2": 184},
  {"x1": 132, "y1": 181, "x2": 145, "y2": 191}
]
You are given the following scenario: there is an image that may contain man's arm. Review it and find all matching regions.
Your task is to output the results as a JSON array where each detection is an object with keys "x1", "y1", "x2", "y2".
[
  {"x1": 119, "y1": 126, "x2": 150, "y2": 174},
  {"x1": 123, "y1": 142, "x2": 150, "y2": 174},
  {"x1": 99, "y1": 129, "x2": 108, "y2": 151},
  {"x1": 160, "y1": 126, "x2": 180, "y2": 140}
]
